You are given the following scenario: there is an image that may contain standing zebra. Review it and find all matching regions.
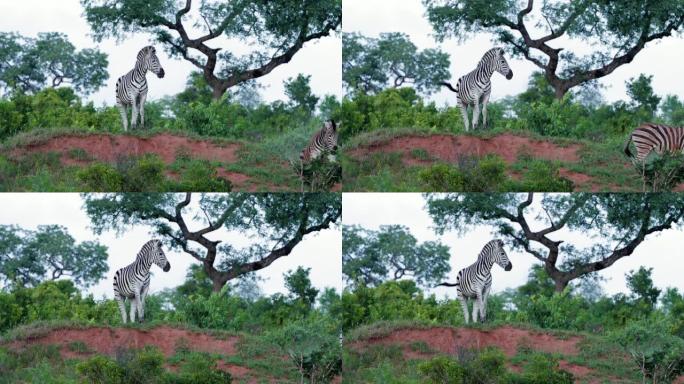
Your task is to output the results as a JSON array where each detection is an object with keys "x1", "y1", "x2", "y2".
[
  {"x1": 623, "y1": 123, "x2": 684, "y2": 163},
  {"x1": 300, "y1": 119, "x2": 339, "y2": 163},
  {"x1": 440, "y1": 48, "x2": 513, "y2": 131},
  {"x1": 113, "y1": 240, "x2": 170, "y2": 324},
  {"x1": 437, "y1": 239, "x2": 512, "y2": 324},
  {"x1": 116, "y1": 46, "x2": 165, "y2": 131}
]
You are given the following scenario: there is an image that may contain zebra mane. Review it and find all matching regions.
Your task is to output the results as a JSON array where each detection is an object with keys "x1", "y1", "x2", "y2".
[
  {"x1": 136, "y1": 46, "x2": 156, "y2": 65},
  {"x1": 136, "y1": 239, "x2": 160, "y2": 260},
  {"x1": 477, "y1": 239, "x2": 503, "y2": 260},
  {"x1": 476, "y1": 48, "x2": 504, "y2": 68}
]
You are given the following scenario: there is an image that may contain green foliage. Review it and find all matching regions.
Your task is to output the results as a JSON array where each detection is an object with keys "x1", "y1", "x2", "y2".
[
  {"x1": 284, "y1": 267, "x2": 319, "y2": 309},
  {"x1": 343, "y1": 225, "x2": 451, "y2": 288},
  {"x1": 626, "y1": 267, "x2": 661, "y2": 312},
  {"x1": 165, "y1": 352, "x2": 232, "y2": 384},
  {"x1": 626, "y1": 74, "x2": 661, "y2": 118},
  {"x1": 284, "y1": 74, "x2": 319, "y2": 117},
  {"x1": 0, "y1": 225, "x2": 108, "y2": 288},
  {"x1": 76, "y1": 154, "x2": 166, "y2": 192},
  {"x1": 611, "y1": 319, "x2": 684, "y2": 383},
  {"x1": 297, "y1": 155, "x2": 342, "y2": 192},
  {"x1": 638, "y1": 151, "x2": 684, "y2": 192},
  {"x1": 418, "y1": 155, "x2": 507, "y2": 192},
  {"x1": 509, "y1": 353, "x2": 574, "y2": 384},
  {"x1": 343, "y1": 32, "x2": 450, "y2": 95},
  {"x1": 0, "y1": 32, "x2": 108, "y2": 95},
  {"x1": 269, "y1": 318, "x2": 342, "y2": 383}
]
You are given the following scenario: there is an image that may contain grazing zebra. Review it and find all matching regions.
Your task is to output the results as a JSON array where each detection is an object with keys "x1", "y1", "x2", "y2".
[
  {"x1": 113, "y1": 240, "x2": 170, "y2": 324},
  {"x1": 440, "y1": 48, "x2": 513, "y2": 131},
  {"x1": 623, "y1": 123, "x2": 684, "y2": 163},
  {"x1": 116, "y1": 46, "x2": 165, "y2": 131},
  {"x1": 300, "y1": 119, "x2": 339, "y2": 163},
  {"x1": 437, "y1": 239, "x2": 512, "y2": 324}
]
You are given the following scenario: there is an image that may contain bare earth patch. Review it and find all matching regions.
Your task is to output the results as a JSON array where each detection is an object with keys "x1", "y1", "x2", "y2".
[
  {"x1": 6, "y1": 326, "x2": 260, "y2": 381},
  {"x1": 8, "y1": 133, "x2": 259, "y2": 189}
]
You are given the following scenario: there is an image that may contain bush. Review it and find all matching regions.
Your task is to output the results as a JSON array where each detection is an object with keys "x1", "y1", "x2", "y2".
[
  {"x1": 418, "y1": 155, "x2": 507, "y2": 192},
  {"x1": 166, "y1": 352, "x2": 232, "y2": 384},
  {"x1": 638, "y1": 151, "x2": 684, "y2": 192},
  {"x1": 170, "y1": 159, "x2": 232, "y2": 192},
  {"x1": 509, "y1": 353, "x2": 574, "y2": 384},
  {"x1": 269, "y1": 319, "x2": 342, "y2": 383},
  {"x1": 508, "y1": 159, "x2": 574, "y2": 192},
  {"x1": 76, "y1": 163, "x2": 124, "y2": 191},
  {"x1": 418, "y1": 356, "x2": 464, "y2": 383},
  {"x1": 296, "y1": 155, "x2": 342, "y2": 192},
  {"x1": 611, "y1": 319, "x2": 684, "y2": 383},
  {"x1": 77, "y1": 347, "x2": 165, "y2": 384}
]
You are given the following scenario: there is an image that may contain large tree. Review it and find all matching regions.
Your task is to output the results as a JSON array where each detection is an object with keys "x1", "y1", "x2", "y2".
[
  {"x1": 0, "y1": 225, "x2": 108, "y2": 288},
  {"x1": 82, "y1": 0, "x2": 341, "y2": 100},
  {"x1": 0, "y1": 32, "x2": 108, "y2": 96},
  {"x1": 426, "y1": 193, "x2": 684, "y2": 291},
  {"x1": 83, "y1": 193, "x2": 341, "y2": 292},
  {"x1": 343, "y1": 224, "x2": 451, "y2": 288},
  {"x1": 424, "y1": 0, "x2": 684, "y2": 98},
  {"x1": 343, "y1": 32, "x2": 450, "y2": 95}
]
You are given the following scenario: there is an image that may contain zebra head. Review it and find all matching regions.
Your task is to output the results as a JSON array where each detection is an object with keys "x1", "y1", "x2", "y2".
[
  {"x1": 491, "y1": 48, "x2": 513, "y2": 80},
  {"x1": 147, "y1": 239, "x2": 170, "y2": 272},
  {"x1": 138, "y1": 46, "x2": 165, "y2": 79},
  {"x1": 490, "y1": 239, "x2": 512, "y2": 271}
]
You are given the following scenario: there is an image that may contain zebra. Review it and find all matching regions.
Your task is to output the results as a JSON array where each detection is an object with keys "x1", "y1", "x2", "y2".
[
  {"x1": 623, "y1": 123, "x2": 684, "y2": 163},
  {"x1": 440, "y1": 47, "x2": 513, "y2": 131},
  {"x1": 300, "y1": 119, "x2": 339, "y2": 163},
  {"x1": 437, "y1": 239, "x2": 512, "y2": 324},
  {"x1": 113, "y1": 239, "x2": 170, "y2": 324},
  {"x1": 116, "y1": 46, "x2": 165, "y2": 131}
]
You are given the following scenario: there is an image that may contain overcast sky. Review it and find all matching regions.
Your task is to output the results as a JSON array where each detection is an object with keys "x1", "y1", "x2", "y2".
[
  {"x1": 0, "y1": 0, "x2": 342, "y2": 106},
  {"x1": 343, "y1": 193, "x2": 684, "y2": 300},
  {"x1": 343, "y1": 0, "x2": 684, "y2": 105},
  {"x1": 0, "y1": 194, "x2": 342, "y2": 300}
]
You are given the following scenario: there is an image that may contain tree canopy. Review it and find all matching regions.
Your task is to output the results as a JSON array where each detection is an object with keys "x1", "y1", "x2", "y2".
[
  {"x1": 0, "y1": 225, "x2": 108, "y2": 288},
  {"x1": 343, "y1": 224, "x2": 451, "y2": 288},
  {"x1": 83, "y1": 193, "x2": 341, "y2": 292},
  {"x1": 424, "y1": 0, "x2": 684, "y2": 98},
  {"x1": 81, "y1": 0, "x2": 341, "y2": 100},
  {"x1": 426, "y1": 193, "x2": 684, "y2": 291},
  {"x1": 343, "y1": 32, "x2": 450, "y2": 96},
  {"x1": 284, "y1": 74, "x2": 319, "y2": 117},
  {"x1": 0, "y1": 32, "x2": 108, "y2": 96}
]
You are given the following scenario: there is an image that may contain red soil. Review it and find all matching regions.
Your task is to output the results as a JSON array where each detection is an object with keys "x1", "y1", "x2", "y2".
[
  {"x1": 8, "y1": 133, "x2": 261, "y2": 189},
  {"x1": 11, "y1": 133, "x2": 240, "y2": 164},
  {"x1": 350, "y1": 134, "x2": 582, "y2": 165},
  {"x1": 7, "y1": 326, "x2": 260, "y2": 381}
]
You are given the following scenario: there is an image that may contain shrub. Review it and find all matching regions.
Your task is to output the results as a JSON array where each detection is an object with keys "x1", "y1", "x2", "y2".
[
  {"x1": 509, "y1": 353, "x2": 574, "y2": 384},
  {"x1": 419, "y1": 155, "x2": 507, "y2": 192},
  {"x1": 76, "y1": 163, "x2": 124, "y2": 191},
  {"x1": 611, "y1": 319, "x2": 684, "y2": 383},
  {"x1": 165, "y1": 352, "x2": 232, "y2": 384},
  {"x1": 418, "y1": 356, "x2": 464, "y2": 384},
  {"x1": 296, "y1": 155, "x2": 342, "y2": 192},
  {"x1": 508, "y1": 159, "x2": 574, "y2": 192},
  {"x1": 171, "y1": 159, "x2": 232, "y2": 192},
  {"x1": 638, "y1": 151, "x2": 684, "y2": 192},
  {"x1": 76, "y1": 355, "x2": 125, "y2": 384}
]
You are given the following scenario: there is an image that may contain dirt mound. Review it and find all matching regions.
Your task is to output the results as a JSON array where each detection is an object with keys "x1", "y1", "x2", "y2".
[
  {"x1": 10, "y1": 133, "x2": 240, "y2": 165},
  {"x1": 350, "y1": 134, "x2": 582, "y2": 165},
  {"x1": 7, "y1": 326, "x2": 256, "y2": 380},
  {"x1": 353, "y1": 325, "x2": 581, "y2": 357}
]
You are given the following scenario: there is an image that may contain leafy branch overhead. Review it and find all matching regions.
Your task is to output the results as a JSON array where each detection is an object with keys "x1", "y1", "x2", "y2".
[
  {"x1": 0, "y1": 32, "x2": 108, "y2": 96},
  {"x1": 424, "y1": 0, "x2": 684, "y2": 98},
  {"x1": 0, "y1": 225, "x2": 108, "y2": 288},
  {"x1": 343, "y1": 32, "x2": 450, "y2": 95},
  {"x1": 83, "y1": 193, "x2": 341, "y2": 292},
  {"x1": 343, "y1": 224, "x2": 451, "y2": 288},
  {"x1": 81, "y1": 0, "x2": 342, "y2": 100},
  {"x1": 426, "y1": 193, "x2": 684, "y2": 291}
]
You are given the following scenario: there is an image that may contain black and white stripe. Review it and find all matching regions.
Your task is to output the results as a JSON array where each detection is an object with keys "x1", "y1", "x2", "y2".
[
  {"x1": 113, "y1": 240, "x2": 170, "y2": 323},
  {"x1": 624, "y1": 123, "x2": 684, "y2": 163},
  {"x1": 438, "y1": 239, "x2": 512, "y2": 324},
  {"x1": 441, "y1": 48, "x2": 513, "y2": 131},
  {"x1": 300, "y1": 120, "x2": 339, "y2": 163},
  {"x1": 116, "y1": 46, "x2": 165, "y2": 131}
]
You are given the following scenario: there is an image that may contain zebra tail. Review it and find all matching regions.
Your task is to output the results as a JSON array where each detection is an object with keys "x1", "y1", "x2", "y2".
[
  {"x1": 439, "y1": 81, "x2": 458, "y2": 94},
  {"x1": 436, "y1": 282, "x2": 459, "y2": 287},
  {"x1": 623, "y1": 135, "x2": 634, "y2": 158}
]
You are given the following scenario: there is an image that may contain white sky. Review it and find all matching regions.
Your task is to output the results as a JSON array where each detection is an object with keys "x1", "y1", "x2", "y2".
[
  {"x1": 0, "y1": 194, "x2": 342, "y2": 300},
  {"x1": 0, "y1": 0, "x2": 342, "y2": 106},
  {"x1": 343, "y1": 0, "x2": 684, "y2": 105},
  {"x1": 342, "y1": 193, "x2": 684, "y2": 299}
]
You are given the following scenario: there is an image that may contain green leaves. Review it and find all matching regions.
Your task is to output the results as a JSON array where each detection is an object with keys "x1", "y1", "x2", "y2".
[
  {"x1": 0, "y1": 225, "x2": 108, "y2": 289},
  {"x1": 343, "y1": 32, "x2": 451, "y2": 96},
  {"x1": 0, "y1": 32, "x2": 108, "y2": 96},
  {"x1": 343, "y1": 224, "x2": 451, "y2": 288}
]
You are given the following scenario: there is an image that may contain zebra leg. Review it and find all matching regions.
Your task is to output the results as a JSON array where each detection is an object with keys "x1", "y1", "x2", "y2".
[
  {"x1": 481, "y1": 93, "x2": 491, "y2": 129},
  {"x1": 459, "y1": 104, "x2": 470, "y2": 132},
  {"x1": 139, "y1": 283, "x2": 149, "y2": 322},
  {"x1": 118, "y1": 104, "x2": 129, "y2": 132},
  {"x1": 472, "y1": 101, "x2": 481, "y2": 130},
  {"x1": 129, "y1": 298, "x2": 137, "y2": 323},
  {"x1": 475, "y1": 292, "x2": 485, "y2": 323},
  {"x1": 471, "y1": 299, "x2": 479, "y2": 323},
  {"x1": 458, "y1": 296, "x2": 470, "y2": 324},
  {"x1": 130, "y1": 99, "x2": 140, "y2": 130},
  {"x1": 115, "y1": 294, "x2": 127, "y2": 324},
  {"x1": 139, "y1": 92, "x2": 147, "y2": 129}
]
